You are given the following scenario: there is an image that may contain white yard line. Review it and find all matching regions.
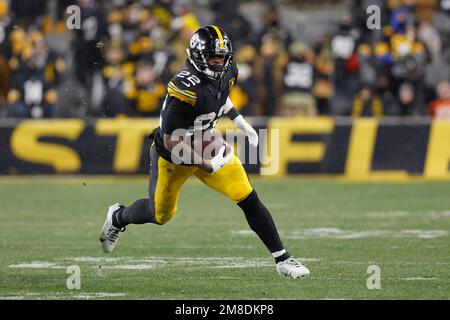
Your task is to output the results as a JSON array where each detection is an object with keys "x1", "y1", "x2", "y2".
[
  {"x1": 332, "y1": 260, "x2": 450, "y2": 265},
  {"x1": 100, "y1": 264, "x2": 157, "y2": 270},
  {"x1": 58, "y1": 256, "x2": 126, "y2": 263},
  {"x1": 73, "y1": 292, "x2": 128, "y2": 299},
  {"x1": 0, "y1": 291, "x2": 127, "y2": 300},
  {"x1": 8, "y1": 262, "x2": 66, "y2": 269},
  {"x1": 367, "y1": 210, "x2": 450, "y2": 219},
  {"x1": 402, "y1": 277, "x2": 438, "y2": 281},
  {"x1": 10, "y1": 256, "x2": 319, "y2": 272},
  {"x1": 232, "y1": 228, "x2": 448, "y2": 239}
]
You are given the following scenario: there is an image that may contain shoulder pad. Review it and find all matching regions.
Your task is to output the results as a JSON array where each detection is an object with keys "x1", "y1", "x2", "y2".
[
  {"x1": 167, "y1": 79, "x2": 197, "y2": 107},
  {"x1": 167, "y1": 70, "x2": 202, "y2": 106}
]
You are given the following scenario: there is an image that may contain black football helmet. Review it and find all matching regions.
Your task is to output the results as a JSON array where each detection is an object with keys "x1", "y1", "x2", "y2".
[{"x1": 187, "y1": 25, "x2": 233, "y2": 81}]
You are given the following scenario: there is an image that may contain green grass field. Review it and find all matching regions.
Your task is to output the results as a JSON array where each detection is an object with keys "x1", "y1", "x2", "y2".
[{"x1": 1, "y1": 176, "x2": 450, "y2": 300}]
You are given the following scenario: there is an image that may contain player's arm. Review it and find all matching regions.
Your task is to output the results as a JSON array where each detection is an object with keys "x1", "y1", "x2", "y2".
[
  {"x1": 164, "y1": 131, "x2": 231, "y2": 174},
  {"x1": 162, "y1": 99, "x2": 231, "y2": 174},
  {"x1": 162, "y1": 97, "x2": 204, "y2": 167},
  {"x1": 223, "y1": 97, "x2": 259, "y2": 147},
  {"x1": 163, "y1": 127, "x2": 231, "y2": 174}
]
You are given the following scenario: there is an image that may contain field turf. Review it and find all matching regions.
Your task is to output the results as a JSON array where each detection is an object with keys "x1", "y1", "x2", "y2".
[{"x1": 1, "y1": 176, "x2": 450, "y2": 300}]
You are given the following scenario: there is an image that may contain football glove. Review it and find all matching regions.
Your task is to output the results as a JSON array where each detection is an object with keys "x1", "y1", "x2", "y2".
[
  {"x1": 210, "y1": 145, "x2": 233, "y2": 174},
  {"x1": 233, "y1": 115, "x2": 259, "y2": 147}
]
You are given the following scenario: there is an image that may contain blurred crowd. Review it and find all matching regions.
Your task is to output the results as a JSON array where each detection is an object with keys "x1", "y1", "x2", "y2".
[{"x1": 0, "y1": 0, "x2": 449, "y2": 119}]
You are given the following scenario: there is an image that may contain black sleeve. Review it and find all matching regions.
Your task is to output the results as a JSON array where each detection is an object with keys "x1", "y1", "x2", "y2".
[{"x1": 161, "y1": 97, "x2": 194, "y2": 135}]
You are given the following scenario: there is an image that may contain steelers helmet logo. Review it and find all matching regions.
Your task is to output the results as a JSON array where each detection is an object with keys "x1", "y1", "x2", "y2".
[{"x1": 190, "y1": 33, "x2": 204, "y2": 51}]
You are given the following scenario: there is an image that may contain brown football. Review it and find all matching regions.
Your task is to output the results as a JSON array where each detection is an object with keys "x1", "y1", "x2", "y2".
[{"x1": 192, "y1": 131, "x2": 232, "y2": 160}]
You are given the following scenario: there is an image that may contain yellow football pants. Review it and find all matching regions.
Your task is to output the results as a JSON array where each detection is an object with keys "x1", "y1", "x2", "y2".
[{"x1": 148, "y1": 146, "x2": 253, "y2": 225}]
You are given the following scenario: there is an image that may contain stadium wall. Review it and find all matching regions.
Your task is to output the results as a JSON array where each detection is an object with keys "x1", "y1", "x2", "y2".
[{"x1": 0, "y1": 117, "x2": 449, "y2": 179}]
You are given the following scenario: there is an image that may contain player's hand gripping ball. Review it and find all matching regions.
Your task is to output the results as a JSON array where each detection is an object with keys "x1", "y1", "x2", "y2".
[{"x1": 192, "y1": 130, "x2": 233, "y2": 173}]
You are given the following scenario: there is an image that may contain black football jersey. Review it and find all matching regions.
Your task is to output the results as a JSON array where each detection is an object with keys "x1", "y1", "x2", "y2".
[{"x1": 152, "y1": 60, "x2": 239, "y2": 163}]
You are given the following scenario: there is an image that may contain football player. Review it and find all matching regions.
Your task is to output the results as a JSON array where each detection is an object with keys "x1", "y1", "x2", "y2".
[{"x1": 99, "y1": 25, "x2": 310, "y2": 279}]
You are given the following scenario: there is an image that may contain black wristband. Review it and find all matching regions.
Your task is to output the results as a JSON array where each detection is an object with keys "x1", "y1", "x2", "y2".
[{"x1": 226, "y1": 107, "x2": 240, "y2": 121}]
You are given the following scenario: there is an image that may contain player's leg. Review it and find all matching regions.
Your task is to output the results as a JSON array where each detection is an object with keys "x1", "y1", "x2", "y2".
[
  {"x1": 194, "y1": 155, "x2": 310, "y2": 278},
  {"x1": 100, "y1": 145, "x2": 195, "y2": 252},
  {"x1": 194, "y1": 155, "x2": 284, "y2": 255},
  {"x1": 237, "y1": 190, "x2": 310, "y2": 278},
  {"x1": 115, "y1": 147, "x2": 195, "y2": 227}
]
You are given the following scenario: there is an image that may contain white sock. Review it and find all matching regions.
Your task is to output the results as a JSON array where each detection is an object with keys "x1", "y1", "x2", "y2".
[{"x1": 272, "y1": 249, "x2": 286, "y2": 259}]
